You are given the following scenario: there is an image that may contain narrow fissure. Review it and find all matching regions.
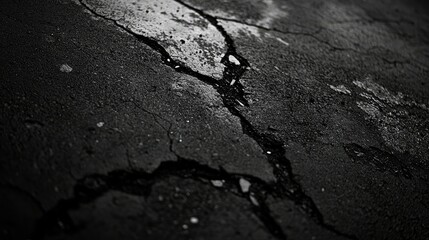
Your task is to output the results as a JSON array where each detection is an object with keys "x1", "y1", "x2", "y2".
[
  {"x1": 34, "y1": 158, "x2": 286, "y2": 239},
  {"x1": 37, "y1": 1, "x2": 358, "y2": 239}
]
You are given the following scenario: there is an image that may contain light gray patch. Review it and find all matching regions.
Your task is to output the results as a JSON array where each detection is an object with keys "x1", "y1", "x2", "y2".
[
  {"x1": 185, "y1": 0, "x2": 288, "y2": 29},
  {"x1": 328, "y1": 84, "x2": 351, "y2": 95},
  {"x1": 255, "y1": 0, "x2": 288, "y2": 28},
  {"x1": 353, "y1": 76, "x2": 428, "y2": 110},
  {"x1": 354, "y1": 76, "x2": 428, "y2": 156},
  {"x1": 357, "y1": 101, "x2": 406, "y2": 152},
  {"x1": 82, "y1": 0, "x2": 227, "y2": 79},
  {"x1": 219, "y1": 20, "x2": 263, "y2": 39}
]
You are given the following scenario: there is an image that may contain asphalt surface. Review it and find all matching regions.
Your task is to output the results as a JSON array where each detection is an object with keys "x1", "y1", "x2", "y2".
[{"x1": 1, "y1": 0, "x2": 429, "y2": 239}]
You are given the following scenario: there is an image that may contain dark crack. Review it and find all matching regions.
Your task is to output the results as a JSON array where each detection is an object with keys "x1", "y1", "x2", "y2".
[
  {"x1": 214, "y1": 16, "x2": 358, "y2": 52},
  {"x1": 213, "y1": 13, "x2": 429, "y2": 70},
  {"x1": 33, "y1": 157, "x2": 286, "y2": 239},
  {"x1": 40, "y1": 0, "x2": 360, "y2": 239},
  {"x1": 172, "y1": 0, "x2": 251, "y2": 107}
]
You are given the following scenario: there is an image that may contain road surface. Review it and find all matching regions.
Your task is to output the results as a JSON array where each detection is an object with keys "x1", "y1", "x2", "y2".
[{"x1": 1, "y1": 0, "x2": 428, "y2": 239}]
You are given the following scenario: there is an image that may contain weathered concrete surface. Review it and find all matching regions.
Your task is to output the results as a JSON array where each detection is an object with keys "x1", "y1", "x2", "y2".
[
  {"x1": 0, "y1": 0, "x2": 428, "y2": 239},
  {"x1": 82, "y1": 0, "x2": 227, "y2": 79}
]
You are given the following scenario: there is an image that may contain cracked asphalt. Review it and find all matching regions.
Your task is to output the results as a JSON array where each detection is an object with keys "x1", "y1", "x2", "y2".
[{"x1": 1, "y1": 0, "x2": 429, "y2": 239}]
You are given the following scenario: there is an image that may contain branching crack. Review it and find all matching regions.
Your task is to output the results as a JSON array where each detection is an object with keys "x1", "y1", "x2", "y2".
[
  {"x1": 213, "y1": 13, "x2": 428, "y2": 70},
  {"x1": 36, "y1": 0, "x2": 359, "y2": 239},
  {"x1": 213, "y1": 15, "x2": 360, "y2": 53},
  {"x1": 34, "y1": 158, "x2": 286, "y2": 239}
]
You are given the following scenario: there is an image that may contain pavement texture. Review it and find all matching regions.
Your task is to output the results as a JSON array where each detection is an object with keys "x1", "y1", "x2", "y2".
[{"x1": 1, "y1": 0, "x2": 428, "y2": 239}]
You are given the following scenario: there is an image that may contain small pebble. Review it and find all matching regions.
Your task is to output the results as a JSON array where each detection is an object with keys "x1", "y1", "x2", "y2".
[
  {"x1": 190, "y1": 217, "x2": 199, "y2": 224},
  {"x1": 228, "y1": 55, "x2": 240, "y2": 65},
  {"x1": 211, "y1": 180, "x2": 224, "y2": 187},
  {"x1": 60, "y1": 64, "x2": 73, "y2": 73},
  {"x1": 249, "y1": 195, "x2": 259, "y2": 206},
  {"x1": 239, "y1": 178, "x2": 251, "y2": 193}
]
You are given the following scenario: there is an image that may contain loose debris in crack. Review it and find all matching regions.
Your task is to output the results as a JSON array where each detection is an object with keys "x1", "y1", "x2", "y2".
[
  {"x1": 33, "y1": 158, "x2": 285, "y2": 239},
  {"x1": 43, "y1": 1, "x2": 359, "y2": 239}
]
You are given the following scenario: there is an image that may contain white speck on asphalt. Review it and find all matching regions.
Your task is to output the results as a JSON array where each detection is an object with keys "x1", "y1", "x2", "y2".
[
  {"x1": 60, "y1": 64, "x2": 73, "y2": 73},
  {"x1": 236, "y1": 100, "x2": 245, "y2": 107},
  {"x1": 328, "y1": 84, "x2": 351, "y2": 95},
  {"x1": 190, "y1": 217, "x2": 199, "y2": 224},
  {"x1": 266, "y1": 151, "x2": 272, "y2": 154},
  {"x1": 182, "y1": 224, "x2": 188, "y2": 230},
  {"x1": 96, "y1": 122, "x2": 104, "y2": 127},
  {"x1": 249, "y1": 195, "x2": 259, "y2": 206},
  {"x1": 211, "y1": 180, "x2": 224, "y2": 187},
  {"x1": 239, "y1": 178, "x2": 251, "y2": 193},
  {"x1": 276, "y1": 37, "x2": 289, "y2": 46}
]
